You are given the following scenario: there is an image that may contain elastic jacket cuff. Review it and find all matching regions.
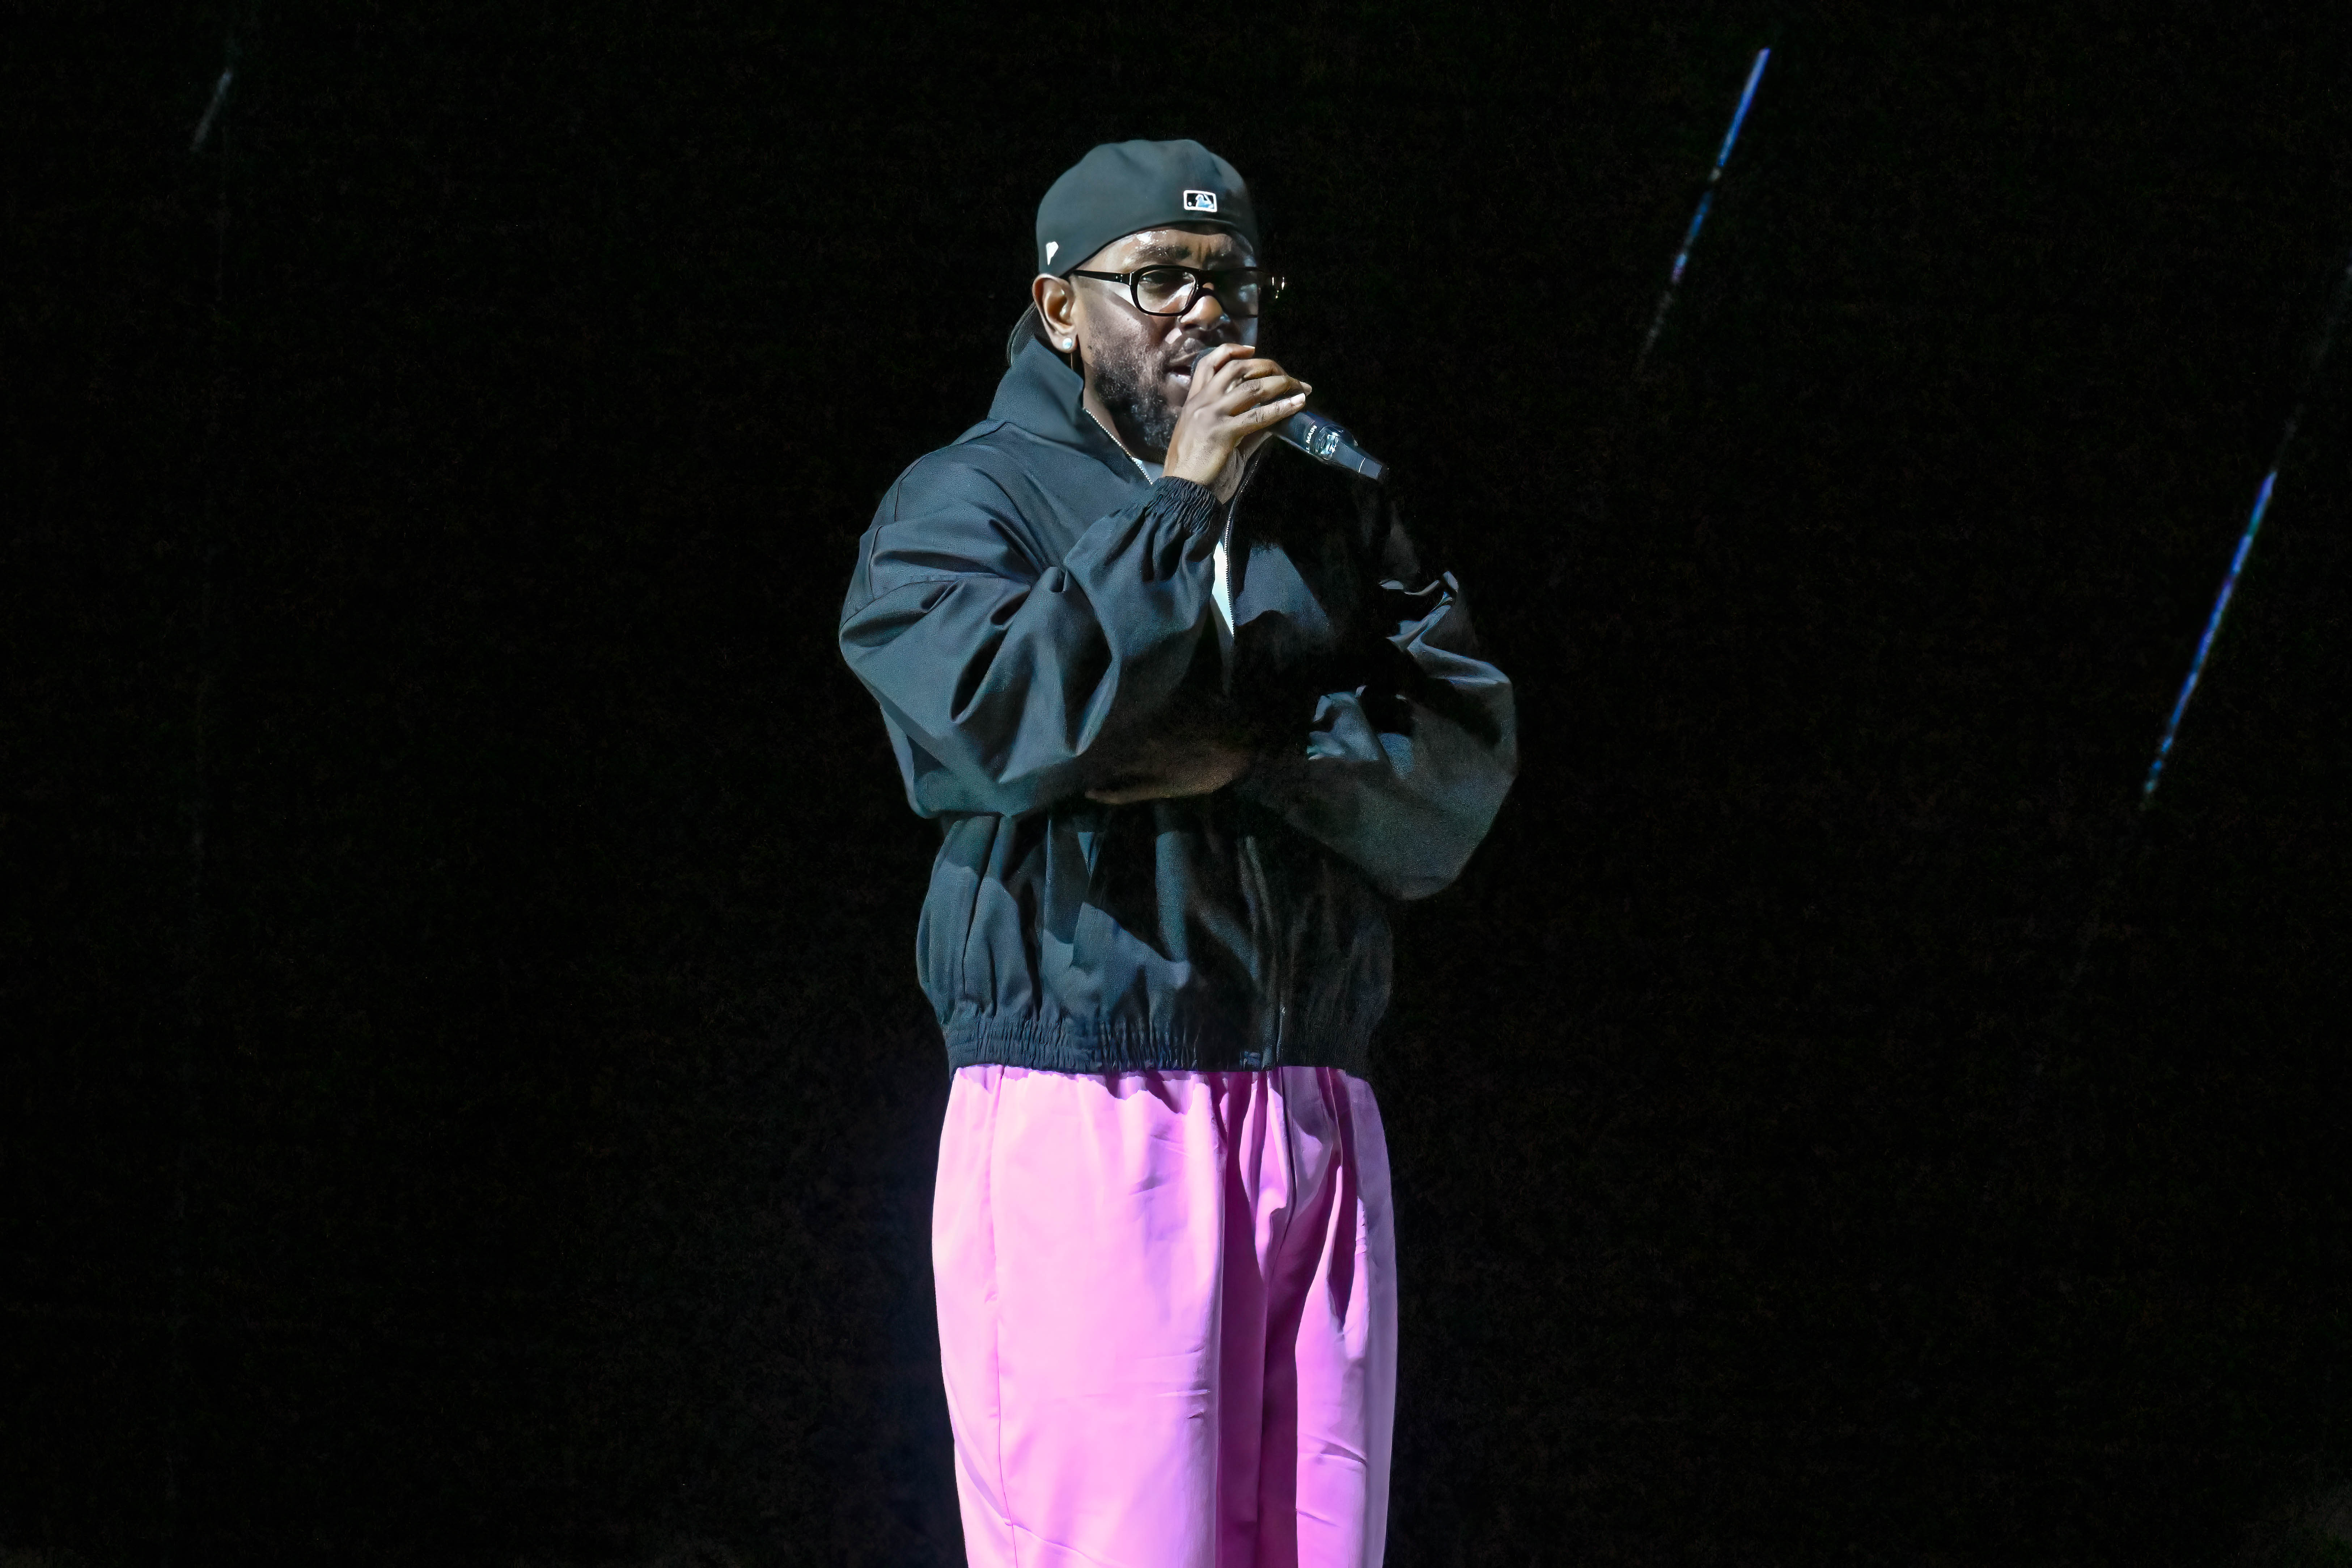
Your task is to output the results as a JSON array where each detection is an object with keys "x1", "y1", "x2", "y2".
[{"x1": 1152, "y1": 475, "x2": 1223, "y2": 537}]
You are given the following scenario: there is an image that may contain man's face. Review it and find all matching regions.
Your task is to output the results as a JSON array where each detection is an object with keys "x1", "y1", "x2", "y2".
[{"x1": 1062, "y1": 224, "x2": 1260, "y2": 458}]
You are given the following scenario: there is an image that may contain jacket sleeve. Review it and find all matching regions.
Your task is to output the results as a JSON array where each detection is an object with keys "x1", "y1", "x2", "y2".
[
  {"x1": 839, "y1": 458, "x2": 1226, "y2": 818},
  {"x1": 1234, "y1": 572, "x2": 1517, "y2": 900}
]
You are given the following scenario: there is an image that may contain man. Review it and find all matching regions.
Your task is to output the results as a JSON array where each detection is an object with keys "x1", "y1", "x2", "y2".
[{"x1": 838, "y1": 139, "x2": 1516, "y2": 1567}]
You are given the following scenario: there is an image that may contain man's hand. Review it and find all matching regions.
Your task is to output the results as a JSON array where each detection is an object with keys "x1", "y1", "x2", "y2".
[
  {"x1": 1082, "y1": 694, "x2": 1259, "y2": 805},
  {"x1": 1083, "y1": 735, "x2": 1255, "y2": 805},
  {"x1": 1162, "y1": 342, "x2": 1309, "y2": 504}
]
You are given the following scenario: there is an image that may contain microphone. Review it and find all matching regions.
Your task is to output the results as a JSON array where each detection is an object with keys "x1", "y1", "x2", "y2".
[{"x1": 1273, "y1": 407, "x2": 1388, "y2": 483}]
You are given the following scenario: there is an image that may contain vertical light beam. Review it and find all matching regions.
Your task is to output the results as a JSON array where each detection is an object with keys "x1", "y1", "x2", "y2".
[
  {"x1": 1636, "y1": 46, "x2": 1772, "y2": 378},
  {"x1": 2138, "y1": 241, "x2": 2352, "y2": 806},
  {"x1": 2140, "y1": 462, "x2": 2281, "y2": 803},
  {"x1": 191, "y1": 64, "x2": 234, "y2": 153}
]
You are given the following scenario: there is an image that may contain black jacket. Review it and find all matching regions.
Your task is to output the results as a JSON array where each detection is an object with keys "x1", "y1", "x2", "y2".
[{"x1": 839, "y1": 338, "x2": 1516, "y2": 1074}]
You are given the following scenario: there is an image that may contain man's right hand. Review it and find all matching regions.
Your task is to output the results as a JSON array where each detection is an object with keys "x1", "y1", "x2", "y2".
[{"x1": 1162, "y1": 342, "x2": 1309, "y2": 503}]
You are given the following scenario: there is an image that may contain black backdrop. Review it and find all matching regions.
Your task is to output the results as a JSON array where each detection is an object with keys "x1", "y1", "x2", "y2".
[{"x1": 9, "y1": 2, "x2": 2352, "y2": 1563}]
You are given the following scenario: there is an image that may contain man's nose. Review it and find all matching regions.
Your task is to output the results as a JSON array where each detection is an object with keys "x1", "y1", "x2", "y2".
[{"x1": 1180, "y1": 290, "x2": 1229, "y2": 331}]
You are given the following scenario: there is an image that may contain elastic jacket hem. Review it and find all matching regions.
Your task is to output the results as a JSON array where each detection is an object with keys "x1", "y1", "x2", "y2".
[{"x1": 942, "y1": 1013, "x2": 1373, "y2": 1078}]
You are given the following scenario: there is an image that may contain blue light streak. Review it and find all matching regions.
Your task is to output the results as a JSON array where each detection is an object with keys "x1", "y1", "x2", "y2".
[
  {"x1": 1637, "y1": 46, "x2": 1772, "y2": 376},
  {"x1": 191, "y1": 63, "x2": 235, "y2": 154},
  {"x1": 2139, "y1": 463, "x2": 2280, "y2": 804},
  {"x1": 2136, "y1": 242, "x2": 2352, "y2": 806}
]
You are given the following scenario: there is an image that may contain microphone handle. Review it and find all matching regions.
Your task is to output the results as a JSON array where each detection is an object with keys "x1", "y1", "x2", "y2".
[{"x1": 1272, "y1": 408, "x2": 1389, "y2": 483}]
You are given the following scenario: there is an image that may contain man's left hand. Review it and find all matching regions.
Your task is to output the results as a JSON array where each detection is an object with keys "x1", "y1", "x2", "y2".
[{"x1": 1084, "y1": 734, "x2": 1255, "y2": 805}]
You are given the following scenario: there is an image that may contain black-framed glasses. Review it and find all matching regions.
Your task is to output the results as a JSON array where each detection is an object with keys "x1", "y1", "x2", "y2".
[{"x1": 1070, "y1": 266, "x2": 1286, "y2": 319}]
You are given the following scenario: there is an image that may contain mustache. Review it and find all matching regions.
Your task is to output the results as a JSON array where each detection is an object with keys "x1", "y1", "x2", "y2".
[{"x1": 1162, "y1": 335, "x2": 1246, "y2": 377}]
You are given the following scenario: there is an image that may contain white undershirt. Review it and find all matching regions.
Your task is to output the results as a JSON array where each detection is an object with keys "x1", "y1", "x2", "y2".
[{"x1": 1101, "y1": 423, "x2": 1234, "y2": 636}]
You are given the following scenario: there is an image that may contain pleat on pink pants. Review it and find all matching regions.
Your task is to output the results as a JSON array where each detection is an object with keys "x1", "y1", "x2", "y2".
[{"x1": 932, "y1": 1063, "x2": 1398, "y2": 1568}]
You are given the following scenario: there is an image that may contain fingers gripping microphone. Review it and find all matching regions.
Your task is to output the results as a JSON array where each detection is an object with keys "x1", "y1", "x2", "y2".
[{"x1": 1274, "y1": 408, "x2": 1388, "y2": 483}]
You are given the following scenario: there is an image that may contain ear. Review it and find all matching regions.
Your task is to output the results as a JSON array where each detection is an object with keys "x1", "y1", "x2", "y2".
[{"x1": 1032, "y1": 273, "x2": 1080, "y2": 355}]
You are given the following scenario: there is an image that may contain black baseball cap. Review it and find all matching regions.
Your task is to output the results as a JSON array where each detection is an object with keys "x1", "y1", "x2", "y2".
[{"x1": 1034, "y1": 139, "x2": 1259, "y2": 277}]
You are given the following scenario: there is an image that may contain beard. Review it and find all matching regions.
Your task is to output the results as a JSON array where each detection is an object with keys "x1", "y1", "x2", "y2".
[{"x1": 1086, "y1": 336, "x2": 1182, "y2": 456}]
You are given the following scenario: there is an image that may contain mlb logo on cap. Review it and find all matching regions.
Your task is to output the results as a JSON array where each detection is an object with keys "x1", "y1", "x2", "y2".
[{"x1": 1182, "y1": 189, "x2": 1218, "y2": 213}]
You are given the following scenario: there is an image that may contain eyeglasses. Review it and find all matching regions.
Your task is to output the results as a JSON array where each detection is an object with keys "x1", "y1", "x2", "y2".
[{"x1": 1069, "y1": 266, "x2": 1287, "y2": 319}]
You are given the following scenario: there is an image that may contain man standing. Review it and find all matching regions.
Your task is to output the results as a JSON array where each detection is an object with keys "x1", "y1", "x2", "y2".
[{"x1": 838, "y1": 139, "x2": 1515, "y2": 1567}]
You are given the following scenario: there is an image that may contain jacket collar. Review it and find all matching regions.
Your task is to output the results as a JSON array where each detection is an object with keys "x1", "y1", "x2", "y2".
[{"x1": 987, "y1": 338, "x2": 1146, "y2": 485}]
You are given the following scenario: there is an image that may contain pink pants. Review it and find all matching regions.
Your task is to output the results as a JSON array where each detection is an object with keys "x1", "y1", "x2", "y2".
[{"x1": 932, "y1": 1063, "x2": 1398, "y2": 1568}]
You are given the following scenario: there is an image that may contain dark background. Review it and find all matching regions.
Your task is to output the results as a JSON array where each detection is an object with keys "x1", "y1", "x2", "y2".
[{"x1": 8, "y1": 1, "x2": 2352, "y2": 1563}]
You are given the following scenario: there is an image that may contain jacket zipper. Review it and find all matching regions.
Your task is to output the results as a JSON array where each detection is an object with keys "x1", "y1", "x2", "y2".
[
  {"x1": 1242, "y1": 831, "x2": 1285, "y2": 1066},
  {"x1": 1221, "y1": 461, "x2": 1286, "y2": 1065}
]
